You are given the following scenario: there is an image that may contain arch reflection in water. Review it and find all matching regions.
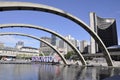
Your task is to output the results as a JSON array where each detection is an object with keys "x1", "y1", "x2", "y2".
[
  {"x1": 37, "y1": 65, "x2": 119, "y2": 80},
  {"x1": 0, "y1": 64, "x2": 119, "y2": 80}
]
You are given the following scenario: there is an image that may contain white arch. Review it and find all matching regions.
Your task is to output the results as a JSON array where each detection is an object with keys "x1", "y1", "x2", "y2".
[
  {"x1": 0, "y1": 2, "x2": 113, "y2": 66},
  {"x1": 0, "y1": 24, "x2": 85, "y2": 65},
  {"x1": 0, "y1": 32, "x2": 68, "y2": 64}
]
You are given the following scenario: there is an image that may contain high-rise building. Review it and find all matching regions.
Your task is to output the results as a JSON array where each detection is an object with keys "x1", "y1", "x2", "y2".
[
  {"x1": 75, "y1": 40, "x2": 80, "y2": 50},
  {"x1": 97, "y1": 16, "x2": 118, "y2": 47},
  {"x1": 90, "y1": 12, "x2": 97, "y2": 54},
  {"x1": 59, "y1": 39, "x2": 65, "y2": 48},
  {"x1": 80, "y1": 40, "x2": 88, "y2": 53},
  {"x1": 15, "y1": 41, "x2": 24, "y2": 49},
  {"x1": 65, "y1": 35, "x2": 76, "y2": 52},
  {"x1": 90, "y1": 12, "x2": 118, "y2": 53},
  {"x1": 51, "y1": 34, "x2": 56, "y2": 46},
  {"x1": 40, "y1": 37, "x2": 53, "y2": 55},
  {"x1": 55, "y1": 35, "x2": 80, "y2": 54},
  {"x1": 40, "y1": 37, "x2": 51, "y2": 47}
]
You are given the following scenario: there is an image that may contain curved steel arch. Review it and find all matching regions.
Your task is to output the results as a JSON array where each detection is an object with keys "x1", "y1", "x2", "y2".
[
  {"x1": 0, "y1": 24, "x2": 85, "y2": 65},
  {"x1": 0, "y1": 32, "x2": 68, "y2": 64},
  {"x1": 0, "y1": 2, "x2": 113, "y2": 66}
]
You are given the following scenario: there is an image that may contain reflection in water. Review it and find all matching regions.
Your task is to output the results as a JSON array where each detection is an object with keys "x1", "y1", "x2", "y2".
[{"x1": 0, "y1": 64, "x2": 120, "y2": 80}]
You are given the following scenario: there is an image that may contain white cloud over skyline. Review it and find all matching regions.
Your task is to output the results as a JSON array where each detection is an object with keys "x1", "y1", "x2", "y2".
[{"x1": 0, "y1": 35, "x2": 40, "y2": 48}]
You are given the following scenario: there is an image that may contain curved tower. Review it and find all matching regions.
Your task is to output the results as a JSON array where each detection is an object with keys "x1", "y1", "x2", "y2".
[
  {"x1": 97, "y1": 16, "x2": 118, "y2": 47},
  {"x1": 90, "y1": 12, "x2": 118, "y2": 53}
]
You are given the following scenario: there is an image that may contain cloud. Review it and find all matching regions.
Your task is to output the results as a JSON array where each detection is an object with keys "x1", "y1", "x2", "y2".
[
  {"x1": 0, "y1": 35, "x2": 17, "y2": 44},
  {"x1": 0, "y1": 35, "x2": 40, "y2": 48}
]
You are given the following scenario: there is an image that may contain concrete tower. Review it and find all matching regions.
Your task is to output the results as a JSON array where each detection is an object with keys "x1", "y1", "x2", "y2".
[
  {"x1": 90, "y1": 12, "x2": 118, "y2": 53},
  {"x1": 90, "y1": 12, "x2": 98, "y2": 54}
]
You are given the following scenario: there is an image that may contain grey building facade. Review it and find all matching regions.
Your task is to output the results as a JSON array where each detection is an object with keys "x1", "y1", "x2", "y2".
[
  {"x1": 97, "y1": 16, "x2": 118, "y2": 48},
  {"x1": 40, "y1": 37, "x2": 51, "y2": 47},
  {"x1": 51, "y1": 34, "x2": 56, "y2": 46},
  {"x1": 90, "y1": 12, "x2": 118, "y2": 53}
]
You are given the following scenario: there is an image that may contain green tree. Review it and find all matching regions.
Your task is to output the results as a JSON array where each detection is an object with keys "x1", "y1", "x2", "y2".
[
  {"x1": 64, "y1": 51, "x2": 75, "y2": 59},
  {"x1": 39, "y1": 54, "x2": 43, "y2": 56}
]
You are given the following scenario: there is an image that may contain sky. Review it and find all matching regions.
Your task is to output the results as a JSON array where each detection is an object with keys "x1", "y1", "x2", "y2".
[{"x1": 0, "y1": 0, "x2": 120, "y2": 48}]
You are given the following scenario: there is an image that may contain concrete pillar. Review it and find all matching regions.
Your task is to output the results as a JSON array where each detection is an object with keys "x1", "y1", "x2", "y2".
[{"x1": 90, "y1": 12, "x2": 98, "y2": 54}]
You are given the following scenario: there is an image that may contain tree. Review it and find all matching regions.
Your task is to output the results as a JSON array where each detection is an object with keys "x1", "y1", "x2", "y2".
[
  {"x1": 39, "y1": 54, "x2": 43, "y2": 56},
  {"x1": 64, "y1": 51, "x2": 75, "y2": 59}
]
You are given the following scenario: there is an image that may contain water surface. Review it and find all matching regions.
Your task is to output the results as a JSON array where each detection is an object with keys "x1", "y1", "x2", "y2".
[{"x1": 0, "y1": 64, "x2": 120, "y2": 80}]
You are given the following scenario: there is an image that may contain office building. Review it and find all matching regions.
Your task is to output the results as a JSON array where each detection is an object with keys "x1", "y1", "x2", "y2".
[
  {"x1": 80, "y1": 40, "x2": 88, "y2": 53},
  {"x1": 15, "y1": 41, "x2": 24, "y2": 49},
  {"x1": 51, "y1": 34, "x2": 56, "y2": 46},
  {"x1": 40, "y1": 37, "x2": 51, "y2": 47},
  {"x1": 90, "y1": 12, "x2": 118, "y2": 53},
  {"x1": 0, "y1": 41, "x2": 39, "y2": 59}
]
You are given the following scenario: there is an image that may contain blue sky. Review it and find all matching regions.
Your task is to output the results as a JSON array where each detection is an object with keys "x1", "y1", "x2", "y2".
[{"x1": 0, "y1": 0, "x2": 120, "y2": 48}]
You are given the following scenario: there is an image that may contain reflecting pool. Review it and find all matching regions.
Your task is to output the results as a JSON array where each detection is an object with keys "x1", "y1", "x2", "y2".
[{"x1": 0, "y1": 64, "x2": 120, "y2": 80}]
